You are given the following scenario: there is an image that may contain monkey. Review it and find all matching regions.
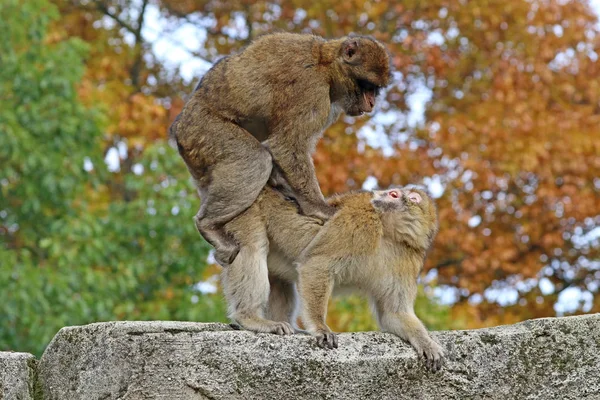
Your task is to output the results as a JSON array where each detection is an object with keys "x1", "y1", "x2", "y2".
[
  {"x1": 296, "y1": 187, "x2": 444, "y2": 371},
  {"x1": 169, "y1": 32, "x2": 391, "y2": 266},
  {"x1": 221, "y1": 185, "x2": 445, "y2": 372}
]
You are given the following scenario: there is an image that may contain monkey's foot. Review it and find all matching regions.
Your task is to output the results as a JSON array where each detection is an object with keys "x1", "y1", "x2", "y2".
[
  {"x1": 250, "y1": 321, "x2": 295, "y2": 335},
  {"x1": 236, "y1": 318, "x2": 295, "y2": 336},
  {"x1": 414, "y1": 339, "x2": 444, "y2": 372},
  {"x1": 314, "y1": 330, "x2": 338, "y2": 349},
  {"x1": 269, "y1": 321, "x2": 295, "y2": 336},
  {"x1": 214, "y1": 244, "x2": 240, "y2": 267}
]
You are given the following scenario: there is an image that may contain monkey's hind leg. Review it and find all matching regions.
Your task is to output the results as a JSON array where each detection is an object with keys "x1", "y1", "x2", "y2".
[
  {"x1": 221, "y1": 219, "x2": 294, "y2": 336},
  {"x1": 194, "y1": 210, "x2": 238, "y2": 267},
  {"x1": 194, "y1": 132, "x2": 273, "y2": 266},
  {"x1": 266, "y1": 275, "x2": 301, "y2": 330}
]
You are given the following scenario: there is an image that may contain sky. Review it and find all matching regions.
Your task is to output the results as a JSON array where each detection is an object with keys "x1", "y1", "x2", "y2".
[{"x1": 104, "y1": 1, "x2": 600, "y2": 313}]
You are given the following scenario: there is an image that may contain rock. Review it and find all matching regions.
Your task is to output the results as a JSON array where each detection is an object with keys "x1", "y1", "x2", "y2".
[
  {"x1": 37, "y1": 315, "x2": 600, "y2": 399},
  {"x1": 0, "y1": 351, "x2": 37, "y2": 400}
]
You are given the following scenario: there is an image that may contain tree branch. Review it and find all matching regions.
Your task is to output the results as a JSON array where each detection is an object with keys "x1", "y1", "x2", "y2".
[
  {"x1": 435, "y1": 258, "x2": 464, "y2": 269},
  {"x1": 92, "y1": 1, "x2": 137, "y2": 35},
  {"x1": 555, "y1": 277, "x2": 588, "y2": 296},
  {"x1": 129, "y1": 0, "x2": 149, "y2": 89},
  {"x1": 135, "y1": 0, "x2": 149, "y2": 39}
]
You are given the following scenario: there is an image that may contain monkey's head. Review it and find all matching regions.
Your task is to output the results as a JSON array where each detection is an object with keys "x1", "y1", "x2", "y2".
[
  {"x1": 371, "y1": 187, "x2": 438, "y2": 250},
  {"x1": 338, "y1": 36, "x2": 392, "y2": 116}
]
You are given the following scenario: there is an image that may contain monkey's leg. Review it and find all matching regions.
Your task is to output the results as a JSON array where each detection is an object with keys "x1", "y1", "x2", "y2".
[
  {"x1": 194, "y1": 126, "x2": 273, "y2": 266},
  {"x1": 194, "y1": 212, "x2": 238, "y2": 266},
  {"x1": 298, "y1": 257, "x2": 337, "y2": 349},
  {"x1": 221, "y1": 226, "x2": 294, "y2": 336},
  {"x1": 265, "y1": 276, "x2": 300, "y2": 329},
  {"x1": 372, "y1": 291, "x2": 445, "y2": 372},
  {"x1": 263, "y1": 139, "x2": 335, "y2": 221}
]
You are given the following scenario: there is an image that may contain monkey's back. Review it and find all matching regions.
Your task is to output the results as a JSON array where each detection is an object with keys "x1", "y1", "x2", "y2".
[
  {"x1": 254, "y1": 190, "x2": 385, "y2": 262},
  {"x1": 236, "y1": 188, "x2": 383, "y2": 264},
  {"x1": 173, "y1": 33, "x2": 339, "y2": 176},
  {"x1": 191, "y1": 33, "x2": 328, "y2": 120}
]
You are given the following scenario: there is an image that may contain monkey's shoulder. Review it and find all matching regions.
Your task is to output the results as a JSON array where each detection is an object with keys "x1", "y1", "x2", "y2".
[{"x1": 329, "y1": 192, "x2": 383, "y2": 231}]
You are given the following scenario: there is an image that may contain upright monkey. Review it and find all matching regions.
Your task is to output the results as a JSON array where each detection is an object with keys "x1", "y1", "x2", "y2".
[
  {"x1": 223, "y1": 186, "x2": 444, "y2": 371},
  {"x1": 170, "y1": 33, "x2": 391, "y2": 266}
]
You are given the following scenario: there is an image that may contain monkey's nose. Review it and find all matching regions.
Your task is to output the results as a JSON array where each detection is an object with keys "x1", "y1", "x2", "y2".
[{"x1": 363, "y1": 92, "x2": 375, "y2": 112}]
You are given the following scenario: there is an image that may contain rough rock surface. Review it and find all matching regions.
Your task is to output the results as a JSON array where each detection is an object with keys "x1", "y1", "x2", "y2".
[
  {"x1": 0, "y1": 351, "x2": 36, "y2": 400},
  {"x1": 37, "y1": 315, "x2": 600, "y2": 400}
]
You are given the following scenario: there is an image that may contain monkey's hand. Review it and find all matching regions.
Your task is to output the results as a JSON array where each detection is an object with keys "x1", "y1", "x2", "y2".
[
  {"x1": 299, "y1": 201, "x2": 336, "y2": 223},
  {"x1": 313, "y1": 329, "x2": 338, "y2": 349},
  {"x1": 415, "y1": 338, "x2": 444, "y2": 372}
]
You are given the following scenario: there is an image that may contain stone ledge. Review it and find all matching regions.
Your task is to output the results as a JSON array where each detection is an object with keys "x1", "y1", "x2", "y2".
[
  {"x1": 0, "y1": 351, "x2": 37, "y2": 400},
  {"x1": 34, "y1": 314, "x2": 600, "y2": 399}
]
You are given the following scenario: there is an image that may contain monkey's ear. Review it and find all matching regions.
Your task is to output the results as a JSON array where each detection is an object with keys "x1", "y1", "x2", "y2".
[{"x1": 342, "y1": 39, "x2": 361, "y2": 64}]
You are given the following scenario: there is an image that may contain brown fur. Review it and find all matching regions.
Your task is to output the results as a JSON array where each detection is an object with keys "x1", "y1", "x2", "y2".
[
  {"x1": 170, "y1": 33, "x2": 391, "y2": 266},
  {"x1": 222, "y1": 186, "x2": 444, "y2": 372}
]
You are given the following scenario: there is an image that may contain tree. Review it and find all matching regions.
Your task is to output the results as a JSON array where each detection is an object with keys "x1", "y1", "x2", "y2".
[
  {"x1": 153, "y1": 0, "x2": 600, "y2": 325},
  {"x1": 47, "y1": 0, "x2": 461, "y2": 338},
  {"x1": 0, "y1": 0, "x2": 220, "y2": 356},
  {"x1": 52, "y1": 0, "x2": 600, "y2": 326}
]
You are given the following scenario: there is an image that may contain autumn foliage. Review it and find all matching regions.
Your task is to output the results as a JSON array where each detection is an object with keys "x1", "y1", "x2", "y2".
[
  {"x1": 2, "y1": 0, "x2": 599, "y2": 354},
  {"x1": 147, "y1": 0, "x2": 600, "y2": 325}
]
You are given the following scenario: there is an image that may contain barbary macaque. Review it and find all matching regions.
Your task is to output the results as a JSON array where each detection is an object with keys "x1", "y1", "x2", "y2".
[
  {"x1": 169, "y1": 33, "x2": 391, "y2": 266},
  {"x1": 223, "y1": 186, "x2": 444, "y2": 371}
]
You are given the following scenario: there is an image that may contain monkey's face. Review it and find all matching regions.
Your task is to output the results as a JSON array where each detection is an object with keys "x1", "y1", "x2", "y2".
[
  {"x1": 372, "y1": 187, "x2": 438, "y2": 249},
  {"x1": 346, "y1": 79, "x2": 382, "y2": 116},
  {"x1": 340, "y1": 37, "x2": 392, "y2": 116},
  {"x1": 371, "y1": 187, "x2": 426, "y2": 211}
]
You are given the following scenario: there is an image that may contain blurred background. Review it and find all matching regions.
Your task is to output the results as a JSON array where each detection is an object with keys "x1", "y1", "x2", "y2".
[{"x1": 1, "y1": 0, "x2": 599, "y2": 356}]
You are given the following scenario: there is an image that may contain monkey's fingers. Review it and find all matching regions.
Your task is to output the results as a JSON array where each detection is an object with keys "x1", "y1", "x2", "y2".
[
  {"x1": 422, "y1": 345, "x2": 444, "y2": 372},
  {"x1": 432, "y1": 355, "x2": 444, "y2": 372},
  {"x1": 307, "y1": 217, "x2": 326, "y2": 226},
  {"x1": 277, "y1": 322, "x2": 295, "y2": 336},
  {"x1": 316, "y1": 332, "x2": 338, "y2": 349},
  {"x1": 271, "y1": 322, "x2": 295, "y2": 335},
  {"x1": 331, "y1": 333, "x2": 339, "y2": 349},
  {"x1": 301, "y1": 203, "x2": 336, "y2": 222}
]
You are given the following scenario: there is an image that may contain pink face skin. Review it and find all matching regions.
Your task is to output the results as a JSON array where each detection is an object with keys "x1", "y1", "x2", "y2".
[
  {"x1": 386, "y1": 189, "x2": 422, "y2": 203},
  {"x1": 371, "y1": 187, "x2": 426, "y2": 212}
]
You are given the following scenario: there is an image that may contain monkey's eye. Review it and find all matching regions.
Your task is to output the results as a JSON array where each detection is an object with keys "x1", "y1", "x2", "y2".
[
  {"x1": 408, "y1": 192, "x2": 422, "y2": 203},
  {"x1": 389, "y1": 190, "x2": 400, "y2": 199}
]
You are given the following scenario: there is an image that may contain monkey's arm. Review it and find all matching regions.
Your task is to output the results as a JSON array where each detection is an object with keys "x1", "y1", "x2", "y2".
[
  {"x1": 371, "y1": 281, "x2": 444, "y2": 372},
  {"x1": 263, "y1": 89, "x2": 336, "y2": 221},
  {"x1": 298, "y1": 256, "x2": 337, "y2": 349},
  {"x1": 265, "y1": 141, "x2": 334, "y2": 221}
]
